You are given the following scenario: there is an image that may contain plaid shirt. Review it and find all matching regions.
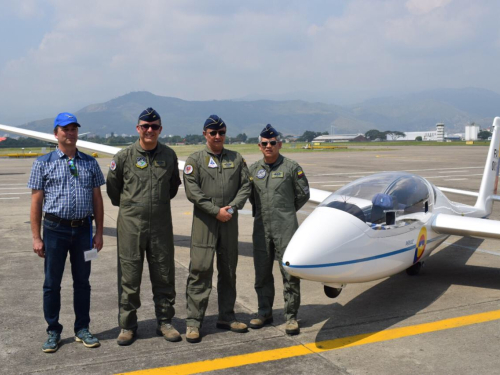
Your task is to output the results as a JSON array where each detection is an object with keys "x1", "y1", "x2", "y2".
[{"x1": 28, "y1": 148, "x2": 105, "y2": 220}]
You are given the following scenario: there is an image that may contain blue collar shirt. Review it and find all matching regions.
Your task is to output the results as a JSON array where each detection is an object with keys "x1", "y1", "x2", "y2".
[{"x1": 28, "y1": 148, "x2": 105, "y2": 220}]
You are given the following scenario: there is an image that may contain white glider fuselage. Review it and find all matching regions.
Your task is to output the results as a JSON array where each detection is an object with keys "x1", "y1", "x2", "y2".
[{"x1": 283, "y1": 117, "x2": 500, "y2": 287}]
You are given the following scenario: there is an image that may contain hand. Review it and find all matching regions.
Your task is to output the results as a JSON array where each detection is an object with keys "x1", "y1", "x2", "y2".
[
  {"x1": 33, "y1": 238, "x2": 45, "y2": 258},
  {"x1": 216, "y1": 206, "x2": 233, "y2": 222},
  {"x1": 93, "y1": 233, "x2": 103, "y2": 251}
]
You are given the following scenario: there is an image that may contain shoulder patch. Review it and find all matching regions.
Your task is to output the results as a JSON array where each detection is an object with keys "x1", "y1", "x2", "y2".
[
  {"x1": 110, "y1": 159, "x2": 117, "y2": 171},
  {"x1": 297, "y1": 170, "x2": 305, "y2": 179},
  {"x1": 184, "y1": 164, "x2": 194, "y2": 175}
]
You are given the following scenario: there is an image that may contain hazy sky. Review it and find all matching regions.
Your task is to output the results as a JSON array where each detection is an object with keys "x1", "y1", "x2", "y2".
[{"x1": 1, "y1": 0, "x2": 499, "y2": 124}]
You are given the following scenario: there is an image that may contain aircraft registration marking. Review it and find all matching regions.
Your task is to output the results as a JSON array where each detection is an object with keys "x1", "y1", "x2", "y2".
[{"x1": 118, "y1": 309, "x2": 500, "y2": 375}]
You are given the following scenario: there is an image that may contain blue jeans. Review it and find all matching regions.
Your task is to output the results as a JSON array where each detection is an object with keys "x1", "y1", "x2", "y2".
[{"x1": 43, "y1": 219, "x2": 93, "y2": 334}]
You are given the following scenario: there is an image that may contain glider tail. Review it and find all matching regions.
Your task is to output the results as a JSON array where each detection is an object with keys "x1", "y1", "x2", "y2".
[{"x1": 475, "y1": 117, "x2": 500, "y2": 216}]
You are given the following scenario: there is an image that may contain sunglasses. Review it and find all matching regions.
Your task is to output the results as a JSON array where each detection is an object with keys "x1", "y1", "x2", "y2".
[
  {"x1": 208, "y1": 130, "x2": 226, "y2": 137},
  {"x1": 67, "y1": 158, "x2": 78, "y2": 177},
  {"x1": 261, "y1": 141, "x2": 278, "y2": 147},
  {"x1": 140, "y1": 124, "x2": 161, "y2": 131}
]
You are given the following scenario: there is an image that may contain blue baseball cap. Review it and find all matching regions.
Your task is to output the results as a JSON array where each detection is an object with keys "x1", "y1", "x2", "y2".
[{"x1": 54, "y1": 112, "x2": 80, "y2": 129}]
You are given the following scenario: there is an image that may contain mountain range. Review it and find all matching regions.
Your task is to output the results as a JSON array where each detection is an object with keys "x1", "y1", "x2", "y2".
[{"x1": 15, "y1": 87, "x2": 500, "y2": 137}]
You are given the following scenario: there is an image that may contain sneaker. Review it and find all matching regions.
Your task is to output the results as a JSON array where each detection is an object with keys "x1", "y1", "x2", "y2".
[
  {"x1": 42, "y1": 331, "x2": 61, "y2": 353},
  {"x1": 186, "y1": 326, "x2": 201, "y2": 343},
  {"x1": 285, "y1": 319, "x2": 300, "y2": 335},
  {"x1": 117, "y1": 329, "x2": 137, "y2": 346},
  {"x1": 249, "y1": 315, "x2": 273, "y2": 329},
  {"x1": 216, "y1": 320, "x2": 248, "y2": 333},
  {"x1": 75, "y1": 328, "x2": 100, "y2": 348},
  {"x1": 156, "y1": 323, "x2": 181, "y2": 342}
]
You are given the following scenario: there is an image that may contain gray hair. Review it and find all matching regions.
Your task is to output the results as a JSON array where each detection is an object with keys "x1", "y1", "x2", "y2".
[{"x1": 258, "y1": 134, "x2": 281, "y2": 143}]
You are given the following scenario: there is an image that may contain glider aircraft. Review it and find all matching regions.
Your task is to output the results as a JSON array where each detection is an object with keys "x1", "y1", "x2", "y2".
[
  {"x1": 1, "y1": 118, "x2": 500, "y2": 300},
  {"x1": 283, "y1": 117, "x2": 500, "y2": 298}
]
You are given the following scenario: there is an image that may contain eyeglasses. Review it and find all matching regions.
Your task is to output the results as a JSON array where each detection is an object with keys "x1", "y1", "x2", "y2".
[
  {"x1": 139, "y1": 124, "x2": 161, "y2": 131},
  {"x1": 208, "y1": 130, "x2": 226, "y2": 137},
  {"x1": 67, "y1": 158, "x2": 78, "y2": 177},
  {"x1": 261, "y1": 141, "x2": 278, "y2": 147}
]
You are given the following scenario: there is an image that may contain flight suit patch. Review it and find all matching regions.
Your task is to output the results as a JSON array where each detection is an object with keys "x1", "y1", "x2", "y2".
[
  {"x1": 154, "y1": 160, "x2": 166, "y2": 167},
  {"x1": 271, "y1": 171, "x2": 284, "y2": 178},
  {"x1": 184, "y1": 165, "x2": 194, "y2": 175},
  {"x1": 208, "y1": 157, "x2": 218, "y2": 168},
  {"x1": 256, "y1": 169, "x2": 266, "y2": 179},
  {"x1": 297, "y1": 170, "x2": 305, "y2": 179},
  {"x1": 136, "y1": 157, "x2": 148, "y2": 169},
  {"x1": 110, "y1": 160, "x2": 116, "y2": 171},
  {"x1": 222, "y1": 161, "x2": 235, "y2": 169}
]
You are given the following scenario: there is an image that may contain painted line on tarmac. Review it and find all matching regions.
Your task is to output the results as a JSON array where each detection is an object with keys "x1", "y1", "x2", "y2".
[
  {"x1": 0, "y1": 192, "x2": 30, "y2": 195},
  {"x1": 0, "y1": 197, "x2": 19, "y2": 200},
  {"x1": 118, "y1": 309, "x2": 500, "y2": 375}
]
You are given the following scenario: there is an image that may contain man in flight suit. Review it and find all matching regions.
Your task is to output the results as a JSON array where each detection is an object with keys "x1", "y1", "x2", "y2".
[
  {"x1": 106, "y1": 108, "x2": 181, "y2": 345},
  {"x1": 249, "y1": 124, "x2": 310, "y2": 335},
  {"x1": 183, "y1": 114, "x2": 251, "y2": 343}
]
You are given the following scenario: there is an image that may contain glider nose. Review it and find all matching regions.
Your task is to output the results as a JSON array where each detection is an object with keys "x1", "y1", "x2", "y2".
[{"x1": 283, "y1": 207, "x2": 369, "y2": 283}]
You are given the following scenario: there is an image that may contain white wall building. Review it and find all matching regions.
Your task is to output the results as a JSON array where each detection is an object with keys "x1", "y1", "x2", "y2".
[{"x1": 465, "y1": 123, "x2": 479, "y2": 141}]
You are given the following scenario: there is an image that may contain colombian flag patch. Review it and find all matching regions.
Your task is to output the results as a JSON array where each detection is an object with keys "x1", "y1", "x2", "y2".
[{"x1": 297, "y1": 170, "x2": 304, "y2": 179}]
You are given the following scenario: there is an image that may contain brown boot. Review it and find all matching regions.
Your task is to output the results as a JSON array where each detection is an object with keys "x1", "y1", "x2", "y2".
[
  {"x1": 117, "y1": 329, "x2": 136, "y2": 346},
  {"x1": 156, "y1": 323, "x2": 181, "y2": 342},
  {"x1": 249, "y1": 315, "x2": 273, "y2": 329},
  {"x1": 285, "y1": 319, "x2": 300, "y2": 335},
  {"x1": 216, "y1": 320, "x2": 248, "y2": 333},
  {"x1": 186, "y1": 326, "x2": 201, "y2": 343}
]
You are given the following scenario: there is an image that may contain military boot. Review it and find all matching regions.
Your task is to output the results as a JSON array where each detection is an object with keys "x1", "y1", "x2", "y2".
[
  {"x1": 156, "y1": 323, "x2": 181, "y2": 342},
  {"x1": 249, "y1": 315, "x2": 273, "y2": 329},
  {"x1": 216, "y1": 320, "x2": 248, "y2": 333},
  {"x1": 186, "y1": 326, "x2": 201, "y2": 343},
  {"x1": 117, "y1": 329, "x2": 136, "y2": 346},
  {"x1": 285, "y1": 319, "x2": 300, "y2": 335}
]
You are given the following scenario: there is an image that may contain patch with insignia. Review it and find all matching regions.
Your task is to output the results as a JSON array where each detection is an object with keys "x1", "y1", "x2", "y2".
[
  {"x1": 302, "y1": 185, "x2": 310, "y2": 194},
  {"x1": 297, "y1": 170, "x2": 304, "y2": 179},
  {"x1": 222, "y1": 161, "x2": 235, "y2": 169},
  {"x1": 184, "y1": 164, "x2": 194, "y2": 175},
  {"x1": 136, "y1": 157, "x2": 148, "y2": 169},
  {"x1": 208, "y1": 156, "x2": 218, "y2": 168},
  {"x1": 110, "y1": 160, "x2": 116, "y2": 171},
  {"x1": 154, "y1": 160, "x2": 166, "y2": 167},
  {"x1": 256, "y1": 169, "x2": 266, "y2": 179},
  {"x1": 271, "y1": 171, "x2": 284, "y2": 178}
]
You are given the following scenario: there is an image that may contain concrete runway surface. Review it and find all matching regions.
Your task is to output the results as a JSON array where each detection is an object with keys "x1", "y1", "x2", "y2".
[{"x1": 2, "y1": 144, "x2": 500, "y2": 375}]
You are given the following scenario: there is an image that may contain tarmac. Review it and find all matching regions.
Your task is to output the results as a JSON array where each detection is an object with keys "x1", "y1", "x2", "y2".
[{"x1": 2, "y1": 144, "x2": 500, "y2": 375}]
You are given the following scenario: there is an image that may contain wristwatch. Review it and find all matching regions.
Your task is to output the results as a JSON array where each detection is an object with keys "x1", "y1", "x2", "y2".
[{"x1": 227, "y1": 207, "x2": 234, "y2": 214}]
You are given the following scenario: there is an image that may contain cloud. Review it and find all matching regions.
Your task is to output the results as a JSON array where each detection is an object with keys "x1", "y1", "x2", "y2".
[{"x1": 0, "y1": 0, "x2": 499, "y2": 124}]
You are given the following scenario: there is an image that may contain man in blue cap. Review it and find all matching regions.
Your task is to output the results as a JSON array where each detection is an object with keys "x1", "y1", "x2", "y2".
[
  {"x1": 107, "y1": 108, "x2": 182, "y2": 346},
  {"x1": 248, "y1": 124, "x2": 310, "y2": 335},
  {"x1": 183, "y1": 114, "x2": 251, "y2": 343},
  {"x1": 28, "y1": 112, "x2": 105, "y2": 352}
]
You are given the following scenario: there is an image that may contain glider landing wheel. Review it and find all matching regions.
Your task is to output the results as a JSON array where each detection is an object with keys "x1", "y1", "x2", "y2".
[
  {"x1": 324, "y1": 285, "x2": 342, "y2": 298},
  {"x1": 406, "y1": 262, "x2": 424, "y2": 276}
]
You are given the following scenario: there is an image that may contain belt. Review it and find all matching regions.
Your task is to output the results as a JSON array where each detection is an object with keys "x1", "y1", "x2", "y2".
[{"x1": 44, "y1": 213, "x2": 92, "y2": 227}]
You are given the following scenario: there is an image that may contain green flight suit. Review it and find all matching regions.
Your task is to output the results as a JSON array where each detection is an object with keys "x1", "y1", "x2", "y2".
[
  {"x1": 106, "y1": 140, "x2": 180, "y2": 330},
  {"x1": 183, "y1": 146, "x2": 251, "y2": 328},
  {"x1": 249, "y1": 154, "x2": 310, "y2": 321}
]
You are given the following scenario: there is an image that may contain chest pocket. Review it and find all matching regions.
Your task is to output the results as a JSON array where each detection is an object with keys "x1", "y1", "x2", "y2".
[
  {"x1": 155, "y1": 165, "x2": 171, "y2": 203},
  {"x1": 77, "y1": 167, "x2": 93, "y2": 189}
]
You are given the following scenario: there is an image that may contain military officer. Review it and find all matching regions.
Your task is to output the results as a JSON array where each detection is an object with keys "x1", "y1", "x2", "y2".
[
  {"x1": 183, "y1": 114, "x2": 251, "y2": 343},
  {"x1": 106, "y1": 108, "x2": 182, "y2": 345},
  {"x1": 248, "y1": 124, "x2": 310, "y2": 335}
]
